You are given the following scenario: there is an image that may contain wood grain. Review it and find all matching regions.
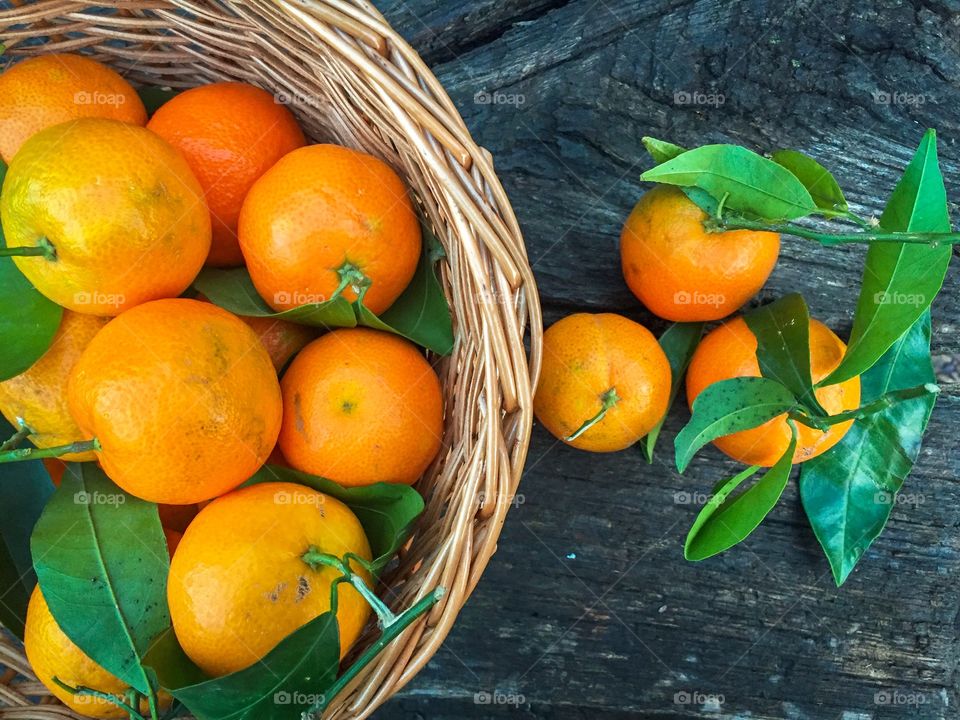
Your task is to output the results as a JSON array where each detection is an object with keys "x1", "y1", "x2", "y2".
[{"x1": 376, "y1": 0, "x2": 959, "y2": 717}]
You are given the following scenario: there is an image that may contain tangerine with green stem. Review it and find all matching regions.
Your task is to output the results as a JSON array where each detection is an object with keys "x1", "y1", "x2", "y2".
[
  {"x1": 534, "y1": 313, "x2": 671, "y2": 452},
  {"x1": 686, "y1": 316, "x2": 861, "y2": 466},
  {"x1": 237, "y1": 144, "x2": 421, "y2": 314}
]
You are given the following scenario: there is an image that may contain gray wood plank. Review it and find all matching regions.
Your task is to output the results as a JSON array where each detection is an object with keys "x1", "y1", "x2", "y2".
[{"x1": 374, "y1": 1, "x2": 960, "y2": 717}]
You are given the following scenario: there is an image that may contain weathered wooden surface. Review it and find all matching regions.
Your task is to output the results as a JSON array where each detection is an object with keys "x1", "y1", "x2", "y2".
[{"x1": 375, "y1": 1, "x2": 960, "y2": 718}]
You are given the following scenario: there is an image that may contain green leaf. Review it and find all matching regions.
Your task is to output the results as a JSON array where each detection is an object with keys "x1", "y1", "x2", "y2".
[
  {"x1": 823, "y1": 129, "x2": 952, "y2": 386},
  {"x1": 245, "y1": 465, "x2": 424, "y2": 573},
  {"x1": 171, "y1": 611, "x2": 340, "y2": 720},
  {"x1": 771, "y1": 149, "x2": 848, "y2": 212},
  {"x1": 0, "y1": 416, "x2": 54, "y2": 638},
  {"x1": 800, "y1": 310, "x2": 938, "y2": 585},
  {"x1": 743, "y1": 294, "x2": 826, "y2": 415},
  {"x1": 194, "y1": 227, "x2": 454, "y2": 355},
  {"x1": 0, "y1": 157, "x2": 62, "y2": 381},
  {"x1": 640, "y1": 144, "x2": 817, "y2": 221},
  {"x1": 684, "y1": 427, "x2": 797, "y2": 561},
  {"x1": 675, "y1": 377, "x2": 796, "y2": 473},
  {"x1": 193, "y1": 268, "x2": 358, "y2": 327},
  {"x1": 137, "y1": 86, "x2": 179, "y2": 116},
  {"x1": 643, "y1": 322, "x2": 704, "y2": 462},
  {"x1": 31, "y1": 463, "x2": 170, "y2": 693},
  {"x1": 641, "y1": 136, "x2": 687, "y2": 164}
]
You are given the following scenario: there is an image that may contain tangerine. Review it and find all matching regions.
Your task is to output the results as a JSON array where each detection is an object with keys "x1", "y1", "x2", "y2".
[
  {"x1": 686, "y1": 316, "x2": 861, "y2": 466},
  {"x1": 147, "y1": 82, "x2": 306, "y2": 266},
  {"x1": 621, "y1": 185, "x2": 780, "y2": 321},
  {"x1": 534, "y1": 313, "x2": 671, "y2": 452}
]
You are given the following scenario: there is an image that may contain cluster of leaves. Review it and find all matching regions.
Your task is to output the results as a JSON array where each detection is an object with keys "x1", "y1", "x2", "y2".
[
  {"x1": 1, "y1": 449, "x2": 424, "y2": 719},
  {"x1": 640, "y1": 132, "x2": 950, "y2": 584}
]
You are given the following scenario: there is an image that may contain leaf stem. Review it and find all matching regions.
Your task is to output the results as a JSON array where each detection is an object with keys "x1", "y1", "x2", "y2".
[
  {"x1": 0, "y1": 437, "x2": 99, "y2": 463},
  {"x1": 0, "y1": 419, "x2": 32, "y2": 452},
  {"x1": 334, "y1": 261, "x2": 371, "y2": 299},
  {"x1": 789, "y1": 383, "x2": 939, "y2": 430},
  {"x1": 303, "y1": 586, "x2": 446, "y2": 719},
  {"x1": 704, "y1": 216, "x2": 960, "y2": 245},
  {"x1": 0, "y1": 237, "x2": 56, "y2": 260},
  {"x1": 565, "y1": 387, "x2": 620, "y2": 442},
  {"x1": 301, "y1": 548, "x2": 396, "y2": 626},
  {"x1": 52, "y1": 677, "x2": 146, "y2": 720}
]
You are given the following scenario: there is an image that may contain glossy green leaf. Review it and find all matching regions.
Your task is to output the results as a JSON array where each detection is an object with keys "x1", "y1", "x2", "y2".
[
  {"x1": 137, "y1": 86, "x2": 179, "y2": 116},
  {"x1": 641, "y1": 136, "x2": 687, "y2": 164},
  {"x1": 823, "y1": 129, "x2": 951, "y2": 386},
  {"x1": 685, "y1": 427, "x2": 797, "y2": 561},
  {"x1": 675, "y1": 377, "x2": 796, "y2": 473},
  {"x1": 171, "y1": 611, "x2": 340, "y2": 720},
  {"x1": 800, "y1": 310, "x2": 938, "y2": 585},
  {"x1": 31, "y1": 463, "x2": 170, "y2": 693},
  {"x1": 643, "y1": 322, "x2": 704, "y2": 462},
  {"x1": 0, "y1": 157, "x2": 63, "y2": 381},
  {"x1": 194, "y1": 227, "x2": 454, "y2": 355},
  {"x1": 245, "y1": 465, "x2": 424, "y2": 572},
  {"x1": 192, "y1": 268, "x2": 358, "y2": 327},
  {"x1": 640, "y1": 144, "x2": 817, "y2": 221},
  {"x1": 744, "y1": 294, "x2": 826, "y2": 415},
  {"x1": 771, "y1": 149, "x2": 847, "y2": 212},
  {"x1": 0, "y1": 417, "x2": 54, "y2": 638}
]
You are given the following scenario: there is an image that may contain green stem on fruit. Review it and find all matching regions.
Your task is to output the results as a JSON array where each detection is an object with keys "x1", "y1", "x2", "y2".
[
  {"x1": 301, "y1": 548, "x2": 397, "y2": 626},
  {"x1": 52, "y1": 677, "x2": 146, "y2": 720},
  {"x1": 0, "y1": 437, "x2": 99, "y2": 463},
  {"x1": 303, "y1": 585, "x2": 446, "y2": 719},
  {"x1": 703, "y1": 216, "x2": 960, "y2": 246},
  {"x1": 565, "y1": 387, "x2": 620, "y2": 442},
  {"x1": 789, "y1": 383, "x2": 938, "y2": 431},
  {"x1": 0, "y1": 237, "x2": 56, "y2": 260},
  {"x1": 0, "y1": 419, "x2": 32, "y2": 452},
  {"x1": 334, "y1": 261, "x2": 372, "y2": 300}
]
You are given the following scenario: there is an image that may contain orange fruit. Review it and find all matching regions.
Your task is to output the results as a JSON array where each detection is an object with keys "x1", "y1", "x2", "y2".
[
  {"x1": 534, "y1": 313, "x2": 671, "y2": 452},
  {"x1": 147, "y1": 82, "x2": 306, "y2": 267},
  {"x1": 620, "y1": 185, "x2": 780, "y2": 321},
  {"x1": 157, "y1": 503, "x2": 199, "y2": 533},
  {"x1": 163, "y1": 528, "x2": 182, "y2": 557},
  {"x1": 686, "y1": 316, "x2": 861, "y2": 466},
  {"x1": 238, "y1": 315, "x2": 316, "y2": 372},
  {"x1": 25, "y1": 587, "x2": 171, "y2": 719},
  {"x1": 167, "y1": 482, "x2": 372, "y2": 676},
  {"x1": 278, "y1": 328, "x2": 442, "y2": 487},
  {"x1": 0, "y1": 311, "x2": 108, "y2": 461},
  {"x1": 0, "y1": 53, "x2": 146, "y2": 163},
  {"x1": 43, "y1": 459, "x2": 67, "y2": 486},
  {"x1": 1, "y1": 118, "x2": 210, "y2": 316},
  {"x1": 67, "y1": 298, "x2": 282, "y2": 504},
  {"x1": 238, "y1": 144, "x2": 421, "y2": 315}
]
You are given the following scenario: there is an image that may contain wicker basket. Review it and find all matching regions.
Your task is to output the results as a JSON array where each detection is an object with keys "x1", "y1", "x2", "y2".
[{"x1": 0, "y1": 1, "x2": 542, "y2": 717}]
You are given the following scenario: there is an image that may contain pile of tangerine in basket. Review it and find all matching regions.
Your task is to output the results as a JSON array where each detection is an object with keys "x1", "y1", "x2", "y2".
[{"x1": 0, "y1": 53, "x2": 444, "y2": 717}]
